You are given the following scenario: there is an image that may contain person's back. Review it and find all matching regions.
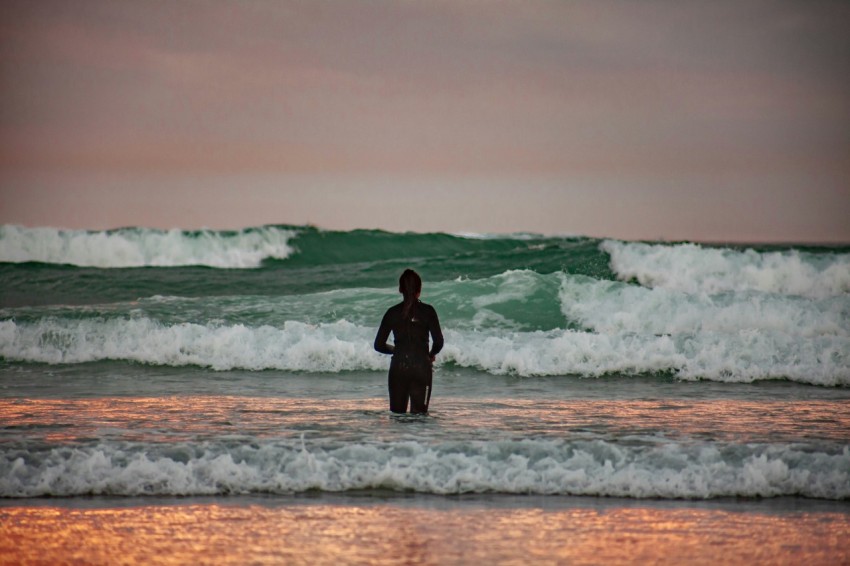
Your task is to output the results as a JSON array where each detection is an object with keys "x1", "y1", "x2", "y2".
[
  {"x1": 375, "y1": 300, "x2": 440, "y2": 358},
  {"x1": 374, "y1": 270, "x2": 443, "y2": 413}
]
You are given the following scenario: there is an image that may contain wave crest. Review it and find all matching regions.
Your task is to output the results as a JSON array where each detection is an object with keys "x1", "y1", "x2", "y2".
[
  {"x1": 2, "y1": 315, "x2": 848, "y2": 385},
  {"x1": 0, "y1": 225, "x2": 296, "y2": 268},
  {"x1": 602, "y1": 240, "x2": 850, "y2": 298},
  {"x1": 2, "y1": 439, "x2": 846, "y2": 499}
]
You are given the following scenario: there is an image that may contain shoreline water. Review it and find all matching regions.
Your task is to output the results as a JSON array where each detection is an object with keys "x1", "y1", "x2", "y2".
[
  {"x1": 2, "y1": 493, "x2": 848, "y2": 565},
  {"x1": 3, "y1": 490, "x2": 849, "y2": 512}
]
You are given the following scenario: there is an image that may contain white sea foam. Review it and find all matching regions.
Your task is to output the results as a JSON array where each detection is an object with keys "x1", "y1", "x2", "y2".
[
  {"x1": 0, "y1": 318, "x2": 385, "y2": 372},
  {"x1": 1, "y1": 439, "x2": 847, "y2": 499},
  {"x1": 2, "y1": 315, "x2": 848, "y2": 385},
  {"x1": 559, "y1": 275, "x2": 850, "y2": 338},
  {"x1": 441, "y1": 327, "x2": 850, "y2": 385},
  {"x1": 602, "y1": 240, "x2": 850, "y2": 298},
  {"x1": 0, "y1": 225, "x2": 295, "y2": 268}
]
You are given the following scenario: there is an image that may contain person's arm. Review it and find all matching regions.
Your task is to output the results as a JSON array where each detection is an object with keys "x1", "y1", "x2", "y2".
[
  {"x1": 374, "y1": 309, "x2": 395, "y2": 355},
  {"x1": 428, "y1": 306, "x2": 444, "y2": 359}
]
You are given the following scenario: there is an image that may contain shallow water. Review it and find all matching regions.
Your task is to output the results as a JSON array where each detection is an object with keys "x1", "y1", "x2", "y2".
[
  {"x1": 2, "y1": 495, "x2": 848, "y2": 565},
  {"x1": 2, "y1": 366, "x2": 849, "y2": 500}
]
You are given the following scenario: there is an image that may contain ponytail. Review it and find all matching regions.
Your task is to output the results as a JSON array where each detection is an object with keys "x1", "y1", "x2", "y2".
[{"x1": 399, "y1": 269, "x2": 422, "y2": 320}]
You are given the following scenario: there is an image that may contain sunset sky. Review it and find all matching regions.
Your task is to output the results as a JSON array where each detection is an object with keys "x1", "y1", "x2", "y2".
[{"x1": 1, "y1": 0, "x2": 848, "y2": 241}]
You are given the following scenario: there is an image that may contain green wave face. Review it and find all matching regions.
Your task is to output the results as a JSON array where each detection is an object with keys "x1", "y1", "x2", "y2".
[{"x1": 0, "y1": 226, "x2": 614, "y2": 306}]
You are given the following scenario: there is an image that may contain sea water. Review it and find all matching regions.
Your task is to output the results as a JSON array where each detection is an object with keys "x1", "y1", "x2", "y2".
[{"x1": 1, "y1": 225, "x2": 849, "y2": 564}]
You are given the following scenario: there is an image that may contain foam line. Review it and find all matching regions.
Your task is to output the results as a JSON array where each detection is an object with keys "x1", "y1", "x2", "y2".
[
  {"x1": 2, "y1": 316, "x2": 848, "y2": 385},
  {"x1": 1, "y1": 439, "x2": 847, "y2": 499}
]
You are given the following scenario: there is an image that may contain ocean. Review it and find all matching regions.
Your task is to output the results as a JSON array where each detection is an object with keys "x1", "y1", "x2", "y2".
[{"x1": 1, "y1": 224, "x2": 849, "y2": 564}]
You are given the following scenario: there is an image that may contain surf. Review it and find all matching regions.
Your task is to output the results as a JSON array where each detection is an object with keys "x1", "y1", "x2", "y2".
[
  {"x1": 2, "y1": 438, "x2": 847, "y2": 499},
  {"x1": 603, "y1": 239, "x2": 850, "y2": 299},
  {"x1": 0, "y1": 225, "x2": 297, "y2": 268}
]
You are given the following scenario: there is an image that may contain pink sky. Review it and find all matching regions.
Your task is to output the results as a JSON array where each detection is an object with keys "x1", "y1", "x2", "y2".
[{"x1": 1, "y1": 1, "x2": 848, "y2": 241}]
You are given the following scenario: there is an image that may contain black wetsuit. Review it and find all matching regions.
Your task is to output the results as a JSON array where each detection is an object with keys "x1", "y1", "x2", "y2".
[{"x1": 374, "y1": 300, "x2": 444, "y2": 414}]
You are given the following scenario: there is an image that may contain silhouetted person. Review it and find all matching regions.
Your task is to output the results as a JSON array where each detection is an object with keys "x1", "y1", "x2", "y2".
[{"x1": 374, "y1": 269, "x2": 444, "y2": 414}]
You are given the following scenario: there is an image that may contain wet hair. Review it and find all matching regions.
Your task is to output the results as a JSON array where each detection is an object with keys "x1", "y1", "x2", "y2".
[{"x1": 399, "y1": 269, "x2": 422, "y2": 319}]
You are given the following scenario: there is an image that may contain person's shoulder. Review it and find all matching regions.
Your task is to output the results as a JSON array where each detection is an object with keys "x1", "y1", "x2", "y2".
[
  {"x1": 385, "y1": 302, "x2": 405, "y2": 315},
  {"x1": 419, "y1": 302, "x2": 439, "y2": 315}
]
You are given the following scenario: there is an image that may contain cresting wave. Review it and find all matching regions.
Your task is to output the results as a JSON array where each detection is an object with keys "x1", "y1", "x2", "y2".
[
  {"x1": 1, "y1": 439, "x2": 847, "y2": 499},
  {"x1": 603, "y1": 240, "x2": 850, "y2": 299},
  {"x1": 3, "y1": 224, "x2": 848, "y2": 300},
  {"x1": 559, "y1": 274, "x2": 850, "y2": 337},
  {"x1": 0, "y1": 224, "x2": 604, "y2": 276},
  {"x1": 2, "y1": 312, "x2": 848, "y2": 385},
  {"x1": 0, "y1": 225, "x2": 295, "y2": 268},
  {"x1": 2, "y1": 270, "x2": 848, "y2": 384}
]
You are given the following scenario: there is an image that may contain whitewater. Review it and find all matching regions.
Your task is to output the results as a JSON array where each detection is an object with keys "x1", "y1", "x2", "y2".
[{"x1": 1, "y1": 224, "x2": 849, "y2": 503}]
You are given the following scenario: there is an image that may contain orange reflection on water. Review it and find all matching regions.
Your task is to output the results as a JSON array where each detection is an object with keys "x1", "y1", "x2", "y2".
[
  {"x1": 457, "y1": 398, "x2": 850, "y2": 442},
  {"x1": 0, "y1": 396, "x2": 387, "y2": 443},
  {"x1": 1, "y1": 502, "x2": 848, "y2": 565},
  {"x1": 2, "y1": 396, "x2": 849, "y2": 447}
]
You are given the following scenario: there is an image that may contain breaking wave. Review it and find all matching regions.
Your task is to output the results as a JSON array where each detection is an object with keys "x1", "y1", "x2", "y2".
[
  {"x1": 2, "y1": 311, "x2": 848, "y2": 385},
  {"x1": 1, "y1": 439, "x2": 846, "y2": 499},
  {"x1": 0, "y1": 225, "x2": 296, "y2": 268},
  {"x1": 603, "y1": 240, "x2": 850, "y2": 299}
]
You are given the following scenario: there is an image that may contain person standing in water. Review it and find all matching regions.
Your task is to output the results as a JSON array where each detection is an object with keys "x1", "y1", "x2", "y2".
[{"x1": 374, "y1": 269, "x2": 444, "y2": 414}]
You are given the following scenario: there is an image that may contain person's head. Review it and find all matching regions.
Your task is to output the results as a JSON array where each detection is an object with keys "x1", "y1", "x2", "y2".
[{"x1": 399, "y1": 269, "x2": 422, "y2": 300}]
